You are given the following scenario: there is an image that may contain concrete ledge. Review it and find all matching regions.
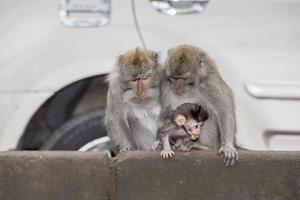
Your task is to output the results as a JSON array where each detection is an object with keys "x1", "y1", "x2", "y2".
[
  {"x1": 0, "y1": 151, "x2": 299, "y2": 200},
  {"x1": 115, "y1": 151, "x2": 300, "y2": 200},
  {"x1": 0, "y1": 151, "x2": 109, "y2": 200}
]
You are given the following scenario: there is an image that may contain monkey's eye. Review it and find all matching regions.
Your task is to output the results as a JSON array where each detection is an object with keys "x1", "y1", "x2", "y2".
[
  {"x1": 188, "y1": 128, "x2": 192, "y2": 132},
  {"x1": 195, "y1": 125, "x2": 199, "y2": 129},
  {"x1": 186, "y1": 82, "x2": 194, "y2": 86},
  {"x1": 131, "y1": 78, "x2": 139, "y2": 82},
  {"x1": 199, "y1": 57, "x2": 204, "y2": 66},
  {"x1": 141, "y1": 77, "x2": 149, "y2": 80}
]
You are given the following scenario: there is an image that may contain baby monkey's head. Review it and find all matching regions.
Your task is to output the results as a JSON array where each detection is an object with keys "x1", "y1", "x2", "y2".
[{"x1": 174, "y1": 103, "x2": 209, "y2": 141}]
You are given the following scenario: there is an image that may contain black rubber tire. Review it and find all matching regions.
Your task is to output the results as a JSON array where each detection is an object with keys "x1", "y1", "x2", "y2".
[{"x1": 42, "y1": 108, "x2": 106, "y2": 150}]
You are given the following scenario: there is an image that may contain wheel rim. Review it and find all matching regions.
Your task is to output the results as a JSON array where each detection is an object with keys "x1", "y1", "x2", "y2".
[{"x1": 78, "y1": 136, "x2": 113, "y2": 157}]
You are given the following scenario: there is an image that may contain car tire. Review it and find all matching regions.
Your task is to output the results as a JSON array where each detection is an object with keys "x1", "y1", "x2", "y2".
[{"x1": 42, "y1": 108, "x2": 106, "y2": 150}]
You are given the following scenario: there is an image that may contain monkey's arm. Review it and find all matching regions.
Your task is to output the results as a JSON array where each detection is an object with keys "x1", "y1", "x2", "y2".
[
  {"x1": 206, "y1": 74, "x2": 238, "y2": 166},
  {"x1": 105, "y1": 88, "x2": 135, "y2": 152},
  {"x1": 160, "y1": 134, "x2": 175, "y2": 159}
]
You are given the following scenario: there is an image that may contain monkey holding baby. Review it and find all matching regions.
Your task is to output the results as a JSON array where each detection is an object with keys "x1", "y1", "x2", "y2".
[
  {"x1": 152, "y1": 103, "x2": 209, "y2": 159},
  {"x1": 160, "y1": 44, "x2": 238, "y2": 166}
]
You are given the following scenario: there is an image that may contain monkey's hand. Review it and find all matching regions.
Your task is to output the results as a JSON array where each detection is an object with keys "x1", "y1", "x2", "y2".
[
  {"x1": 151, "y1": 140, "x2": 161, "y2": 151},
  {"x1": 160, "y1": 150, "x2": 175, "y2": 159},
  {"x1": 218, "y1": 145, "x2": 239, "y2": 166}
]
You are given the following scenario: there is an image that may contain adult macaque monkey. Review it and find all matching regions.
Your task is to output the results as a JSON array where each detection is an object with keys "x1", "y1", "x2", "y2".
[
  {"x1": 161, "y1": 45, "x2": 238, "y2": 166},
  {"x1": 105, "y1": 48, "x2": 161, "y2": 153}
]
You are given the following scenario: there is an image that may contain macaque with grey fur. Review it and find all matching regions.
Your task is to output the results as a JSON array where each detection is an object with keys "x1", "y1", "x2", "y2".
[
  {"x1": 152, "y1": 103, "x2": 209, "y2": 159},
  {"x1": 160, "y1": 45, "x2": 238, "y2": 166},
  {"x1": 105, "y1": 48, "x2": 161, "y2": 153}
]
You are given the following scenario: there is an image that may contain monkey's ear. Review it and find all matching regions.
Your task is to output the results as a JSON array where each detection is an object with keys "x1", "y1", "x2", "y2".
[
  {"x1": 152, "y1": 52, "x2": 159, "y2": 60},
  {"x1": 118, "y1": 54, "x2": 124, "y2": 66},
  {"x1": 152, "y1": 52, "x2": 160, "y2": 68},
  {"x1": 198, "y1": 55, "x2": 205, "y2": 67},
  {"x1": 175, "y1": 115, "x2": 186, "y2": 126}
]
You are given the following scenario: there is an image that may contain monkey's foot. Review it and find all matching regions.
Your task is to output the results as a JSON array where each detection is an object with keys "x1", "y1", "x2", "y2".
[
  {"x1": 151, "y1": 140, "x2": 160, "y2": 151},
  {"x1": 160, "y1": 150, "x2": 175, "y2": 159},
  {"x1": 218, "y1": 145, "x2": 239, "y2": 166},
  {"x1": 178, "y1": 140, "x2": 194, "y2": 152},
  {"x1": 191, "y1": 144, "x2": 210, "y2": 150}
]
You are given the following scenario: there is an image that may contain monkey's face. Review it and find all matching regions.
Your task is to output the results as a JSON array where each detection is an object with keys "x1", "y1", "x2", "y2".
[
  {"x1": 184, "y1": 119, "x2": 203, "y2": 141},
  {"x1": 119, "y1": 48, "x2": 160, "y2": 105},
  {"x1": 168, "y1": 72, "x2": 195, "y2": 96},
  {"x1": 122, "y1": 69, "x2": 160, "y2": 105},
  {"x1": 175, "y1": 113, "x2": 205, "y2": 141},
  {"x1": 130, "y1": 74, "x2": 152, "y2": 99},
  {"x1": 167, "y1": 45, "x2": 211, "y2": 96}
]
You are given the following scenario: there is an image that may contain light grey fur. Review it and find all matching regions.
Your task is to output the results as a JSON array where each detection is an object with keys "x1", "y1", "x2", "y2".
[
  {"x1": 105, "y1": 49, "x2": 161, "y2": 152},
  {"x1": 160, "y1": 45, "x2": 238, "y2": 165}
]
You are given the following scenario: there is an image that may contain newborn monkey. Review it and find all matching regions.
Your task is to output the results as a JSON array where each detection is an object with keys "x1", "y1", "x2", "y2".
[{"x1": 152, "y1": 103, "x2": 209, "y2": 159}]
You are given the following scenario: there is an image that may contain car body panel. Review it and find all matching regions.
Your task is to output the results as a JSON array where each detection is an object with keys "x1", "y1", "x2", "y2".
[
  {"x1": 0, "y1": 0, "x2": 299, "y2": 150},
  {"x1": 0, "y1": 0, "x2": 140, "y2": 150},
  {"x1": 136, "y1": 0, "x2": 300, "y2": 150}
]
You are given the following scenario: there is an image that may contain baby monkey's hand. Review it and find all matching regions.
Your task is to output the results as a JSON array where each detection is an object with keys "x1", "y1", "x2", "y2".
[{"x1": 161, "y1": 149, "x2": 175, "y2": 159}]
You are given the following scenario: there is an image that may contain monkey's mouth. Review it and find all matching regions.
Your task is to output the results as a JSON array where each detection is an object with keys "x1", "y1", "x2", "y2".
[
  {"x1": 171, "y1": 86, "x2": 185, "y2": 96},
  {"x1": 190, "y1": 133, "x2": 200, "y2": 141},
  {"x1": 173, "y1": 89, "x2": 185, "y2": 96}
]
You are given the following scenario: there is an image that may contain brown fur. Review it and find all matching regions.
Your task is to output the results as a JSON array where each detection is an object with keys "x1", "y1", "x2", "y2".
[
  {"x1": 119, "y1": 48, "x2": 158, "y2": 74},
  {"x1": 167, "y1": 45, "x2": 217, "y2": 78}
]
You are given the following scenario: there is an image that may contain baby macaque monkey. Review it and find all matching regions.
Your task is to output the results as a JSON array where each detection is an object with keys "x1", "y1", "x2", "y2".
[{"x1": 152, "y1": 103, "x2": 209, "y2": 159}]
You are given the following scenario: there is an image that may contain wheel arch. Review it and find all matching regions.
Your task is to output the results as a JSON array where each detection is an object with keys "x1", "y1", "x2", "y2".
[{"x1": 0, "y1": 73, "x2": 109, "y2": 150}]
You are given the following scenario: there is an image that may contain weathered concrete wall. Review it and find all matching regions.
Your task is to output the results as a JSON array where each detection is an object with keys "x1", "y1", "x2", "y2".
[
  {"x1": 0, "y1": 151, "x2": 109, "y2": 200},
  {"x1": 0, "y1": 151, "x2": 299, "y2": 200},
  {"x1": 115, "y1": 151, "x2": 300, "y2": 200}
]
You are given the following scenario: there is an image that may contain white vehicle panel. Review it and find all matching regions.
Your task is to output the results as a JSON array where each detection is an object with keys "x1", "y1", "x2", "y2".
[
  {"x1": 0, "y1": 0, "x2": 140, "y2": 150},
  {"x1": 0, "y1": 0, "x2": 140, "y2": 91},
  {"x1": 136, "y1": 0, "x2": 300, "y2": 150}
]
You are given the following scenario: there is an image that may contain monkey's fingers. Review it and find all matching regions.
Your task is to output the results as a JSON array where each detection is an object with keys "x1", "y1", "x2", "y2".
[
  {"x1": 225, "y1": 150, "x2": 239, "y2": 166},
  {"x1": 230, "y1": 153, "x2": 236, "y2": 166},
  {"x1": 223, "y1": 151, "x2": 230, "y2": 165},
  {"x1": 226, "y1": 151, "x2": 235, "y2": 166},
  {"x1": 235, "y1": 151, "x2": 240, "y2": 161},
  {"x1": 161, "y1": 150, "x2": 174, "y2": 159},
  {"x1": 168, "y1": 151, "x2": 174, "y2": 158},
  {"x1": 217, "y1": 148, "x2": 224, "y2": 155},
  {"x1": 229, "y1": 151, "x2": 239, "y2": 166}
]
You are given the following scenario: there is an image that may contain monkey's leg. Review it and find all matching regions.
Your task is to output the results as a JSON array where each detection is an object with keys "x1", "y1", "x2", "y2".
[
  {"x1": 173, "y1": 139, "x2": 184, "y2": 150},
  {"x1": 207, "y1": 80, "x2": 238, "y2": 166},
  {"x1": 178, "y1": 139, "x2": 195, "y2": 152},
  {"x1": 191, "y1": 143, "x2": 210, "y2": 151}
]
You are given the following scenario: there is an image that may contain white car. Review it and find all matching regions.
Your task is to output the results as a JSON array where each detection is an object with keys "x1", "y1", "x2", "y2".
[{"x1": 0, "y1": 0, "x2": 299, "y2": 151}]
